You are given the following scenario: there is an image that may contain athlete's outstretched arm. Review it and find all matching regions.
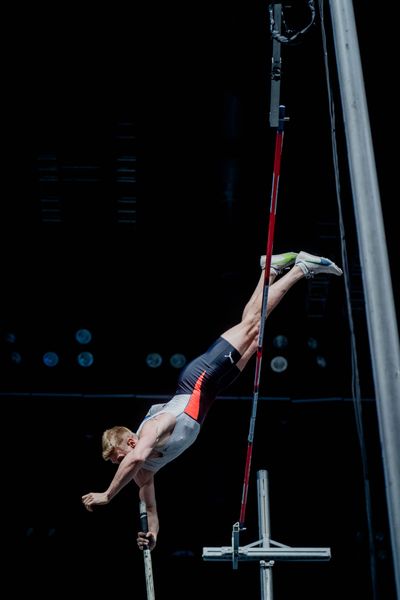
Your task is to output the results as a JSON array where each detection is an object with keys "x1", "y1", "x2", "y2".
[
  {"x1": 82, "y1": 413, "x2": 175, "y2": 512},
  {"x1": 137, "y1": 477, "x2": 159, "y2": 551},
  {"x1": 82, "y1": 448, "x2": 147, "y2": 511}
]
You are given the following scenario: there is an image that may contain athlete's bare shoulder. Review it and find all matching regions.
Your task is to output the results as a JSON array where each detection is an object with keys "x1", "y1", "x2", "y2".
[{"x1": 139, "y1": 411, "x2": 176, "y2": 444}]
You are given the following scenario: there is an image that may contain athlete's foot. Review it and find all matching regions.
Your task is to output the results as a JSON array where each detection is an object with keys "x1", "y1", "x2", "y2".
[
  {"x1": 295, "y1": 251, "x2": 343, "y2": 278},
  {"x1": 260, "y1": 252, "x2": 298, "y2": 275}
]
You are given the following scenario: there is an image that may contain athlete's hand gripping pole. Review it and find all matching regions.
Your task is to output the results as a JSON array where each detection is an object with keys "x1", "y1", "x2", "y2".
[{"x1": 139, "y1": 501, "x2": 156, "y2": 600}]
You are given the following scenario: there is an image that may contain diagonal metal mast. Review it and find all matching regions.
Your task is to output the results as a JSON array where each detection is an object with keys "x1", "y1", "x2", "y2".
[{"x1": 328, "y1": 2, "x2": 400, "y2": 597}]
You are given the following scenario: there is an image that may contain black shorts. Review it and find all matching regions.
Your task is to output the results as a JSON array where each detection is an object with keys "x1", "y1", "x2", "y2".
[{"x1": 175, "y1": 337, "x2": 241, "y2": 424}]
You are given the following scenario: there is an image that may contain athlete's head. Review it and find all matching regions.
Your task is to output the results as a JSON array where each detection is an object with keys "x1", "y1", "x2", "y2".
[{"x1": 102, "y1": 426, "x2": 138, "y2": 463}]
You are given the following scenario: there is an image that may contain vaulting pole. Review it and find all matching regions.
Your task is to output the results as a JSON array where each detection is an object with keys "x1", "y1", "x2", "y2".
[
  {"x1": 139, "y1": 501, "x2": 156, "y2": 600},
  {"x1": 239, "y1": 104, "x2": 286, "y2": 528}
]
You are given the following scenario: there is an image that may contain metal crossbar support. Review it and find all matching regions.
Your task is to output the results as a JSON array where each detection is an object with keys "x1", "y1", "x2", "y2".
[
  {"x1": 203, "y1": 546, "x2": 331, "y2": 562},
  {"x1": 203, "y1": 470, "x2": 331, "y2": 600}
]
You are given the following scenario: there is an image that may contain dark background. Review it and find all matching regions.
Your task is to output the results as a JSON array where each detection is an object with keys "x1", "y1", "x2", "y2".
[{"x1": 3, "y1": 1, "x2": 398, "y2": 598}]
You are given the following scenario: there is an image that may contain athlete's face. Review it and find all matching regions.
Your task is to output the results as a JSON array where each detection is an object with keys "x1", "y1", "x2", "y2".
[
  {"x1": 109, "y1": 446, "x2": 128, "y2": 464},
  {"x1": 109, "y1": 436, "x2": 137, "y2": 464}
]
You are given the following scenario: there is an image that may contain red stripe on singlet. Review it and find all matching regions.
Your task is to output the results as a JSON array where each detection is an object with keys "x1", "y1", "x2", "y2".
[{"x1": 184, "y1": 370, "x2": 206, "y2": 421}]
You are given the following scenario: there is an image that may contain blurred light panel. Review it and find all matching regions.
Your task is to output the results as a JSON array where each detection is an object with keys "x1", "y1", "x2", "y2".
[
  {"x1": 4, "y1": 332, "x2": 17, "y2": 344},
  {"x1": 43, "y1": 352, "x2": 60, "y2": 367},
  {"x1": 10, "y1": 351, "x2": 22, "y2": 365},
  {"x1": 316, "y1": 355, "x2": 328, "y2": 368},
  {"x1": 170, "y1": 353, "x2": 187, "y2": 369},
  {"x1": 146, "y1": 353, "x2": 163, "y2": 368},
  {"x1": 270, "y1": 355, "x2": 288, "y2": 373},
  {"x1": 77, "y1": 351, "x2": 94, "y2": 367},
  {"x1": 273, "y1": 335, "x2": 288, "y2": 349},
  {"x1": 75, "y1": 329, "x2": 92, "y2": 344},
  {"x1": 307, "y1": 337, "x2": 319, "y2": 350}
]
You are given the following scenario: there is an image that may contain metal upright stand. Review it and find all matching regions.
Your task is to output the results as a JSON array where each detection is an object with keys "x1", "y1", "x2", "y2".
[
  {"x1": 269, "y1": 3, "x2": 282, "y2": 128},
  {"x1": 204, "y1": 5, "x2": 332, "y2": 599},
  {"x1": 139, "y1": 501, "x2": 156, "y2": 600},
  {"x1": 203, "y1": 470, "x2": 331, "y2": 600},
  {"x1": 258, "y1": 470, "x2": 273, "y2": 599}
]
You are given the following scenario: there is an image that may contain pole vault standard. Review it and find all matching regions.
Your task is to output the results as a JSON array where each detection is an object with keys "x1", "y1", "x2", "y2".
[
  {"x1": 205, "y1": 7, "x2": 331, "y2": 598},
  {"x1": 203, "y1": 471, "x2": 331, "y2": 600},
  {"x1": 139, "y1": 501, "x2": 156, "y2": 600}
]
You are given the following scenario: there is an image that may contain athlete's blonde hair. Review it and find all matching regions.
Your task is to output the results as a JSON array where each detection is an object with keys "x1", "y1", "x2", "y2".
[{"x1": 102, "y1": 426, "x2": 136, "y2": 460}]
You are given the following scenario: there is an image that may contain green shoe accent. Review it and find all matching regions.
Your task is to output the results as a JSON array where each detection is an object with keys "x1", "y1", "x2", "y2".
[
  {"x1": 272, "y1": 252, "x2": 299, "y2": 268},
  {"x1": 260, "y1": 252, "x2": 298, "y2": 274}
]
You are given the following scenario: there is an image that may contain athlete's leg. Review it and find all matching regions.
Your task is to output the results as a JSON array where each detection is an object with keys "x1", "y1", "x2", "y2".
[
  {"x1": 241, "y1": 252, "x2": 298, "y2": 321},
  {"x1": 241, "y1": 268, "x2": 276, "y2": 321},
  {"x1": 222, "y1": 265, "x2": 304, "y2": 369},
  {"x1": 222, "y1": 251, "x2": 343, "y2": 371}
]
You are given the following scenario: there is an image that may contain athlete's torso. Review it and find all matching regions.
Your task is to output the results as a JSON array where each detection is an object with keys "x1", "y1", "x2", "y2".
[
  {"x1": 136, "y1": 337, "x2": 241, "y2": 473},
  {"x1": 136, "y1": 395, "x2": 201, "y2": 473}
]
